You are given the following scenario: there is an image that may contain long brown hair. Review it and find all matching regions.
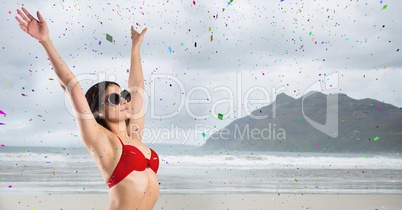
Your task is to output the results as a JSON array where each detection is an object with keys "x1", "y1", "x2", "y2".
[{"x1": 85, "y1": 81, "x2": 120, "y2": 130}]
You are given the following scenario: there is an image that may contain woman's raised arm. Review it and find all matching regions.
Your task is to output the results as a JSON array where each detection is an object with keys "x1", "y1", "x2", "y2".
[
  {"x1": 127, "y1": 26, "x2": 147, "y2": 141},
  {"x1": 15, "y1": 7, "x2": 105, "y2": 148}
]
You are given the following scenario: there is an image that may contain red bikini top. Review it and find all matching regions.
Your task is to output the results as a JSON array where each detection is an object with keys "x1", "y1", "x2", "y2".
[{"x1": 107, "y1": 136, "x2": 159, "y2": 188}]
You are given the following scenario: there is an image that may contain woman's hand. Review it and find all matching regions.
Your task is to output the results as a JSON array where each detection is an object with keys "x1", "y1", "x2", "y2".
[
  {"x1": 15, "y1": 7, "x2": 49, "y2": 42},
  {"x1": 131, "y1": 26, "x2": 147, "y2": 49}
]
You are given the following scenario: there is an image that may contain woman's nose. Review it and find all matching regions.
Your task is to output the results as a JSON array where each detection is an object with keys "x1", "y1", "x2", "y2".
[{"x1": 121, "y1": 98, "x2": 127, "y2": 105}]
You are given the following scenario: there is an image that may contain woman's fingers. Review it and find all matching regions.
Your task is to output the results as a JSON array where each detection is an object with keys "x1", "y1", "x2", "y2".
[
  {"x1": 37, "y1": 11, "x2": 45, "y2": 23},
  {"x1": 131, "y1": 25, "x2": 139, "y2": 35},
  {"x1": 15, "y1": 16, "x2": 27, "y2": 27},
  {"x1": 131, "y1": 26, "x2": 147, "y2": 39},
  {"x1": 15, "y1": 12, "x2": 28, "y2": 34},
  {"x1": 20, "y1": 24, "x2": 28, "y2": 33},
  {"x1": 17, "y1": 9, "x2": 30, "y2": 23},
  {"x1": 15, "y1": 17, "x2": 29, "y2": 34},
  {"x1": 140, "y1": 28, "x2": 147, "y2": 36},
  {"x1": 21, "y1": 7, "x2": 36, "y2": 21}
]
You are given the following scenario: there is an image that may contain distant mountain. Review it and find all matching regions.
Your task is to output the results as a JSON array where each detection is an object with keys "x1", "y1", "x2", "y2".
[{"x1": 200, "y1": 92, "x2": 402, "y2": 153}]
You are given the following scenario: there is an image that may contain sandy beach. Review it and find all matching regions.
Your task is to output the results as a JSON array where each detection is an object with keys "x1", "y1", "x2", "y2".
[{"x1": 0, "y1": 193, "x2": 401, "y2": 210}]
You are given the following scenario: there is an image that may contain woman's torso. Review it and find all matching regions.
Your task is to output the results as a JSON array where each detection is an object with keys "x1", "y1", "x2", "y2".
[{"x1": 88, "y1": 128, "x2": 159, "y2": 210}]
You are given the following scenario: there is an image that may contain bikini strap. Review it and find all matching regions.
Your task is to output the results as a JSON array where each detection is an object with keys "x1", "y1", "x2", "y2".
[{"x1": 116, "y1": 135, "x2": 124, "y2": 146}]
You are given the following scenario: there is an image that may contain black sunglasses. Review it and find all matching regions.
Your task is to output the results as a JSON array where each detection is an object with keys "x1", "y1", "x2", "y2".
[{"x1": 100, "y1": 90, "x2": 131, "y2": 106}]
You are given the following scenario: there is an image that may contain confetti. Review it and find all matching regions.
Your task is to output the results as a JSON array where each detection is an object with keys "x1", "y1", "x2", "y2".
[
  {"x1": 202, "y1": 132, "x2": 206, "y2": 137},
  {"x1": 382, "y1": 4, "x2": 388, "y2": 10},
  {"x1": 218, "y1": 113, "x2": 223, "y2": 120},
  {"x1": 106, "y1": 34, "x2": 113, "y2": 43},
  {"x1": 374, "y1": 136, "x2": 379, "y2": 141},
  {"x1": 0, "y1": 123, "x2": 5, "y2": 125},
  {"x1": 0, "y1": 144, "x2": 5, "y2": 147},
  {"x1": 168, "y1": 46, "x2": 172, "y2": 53},
  {"x1": 0, "y1": 110, "x2": 6, "y2": 117},
  {"x1": 8, "y1": 185, "x2": 12, "y2": 188},
  {"x1": 49, "y1": 78, "x2": 54, "y2": 80}
]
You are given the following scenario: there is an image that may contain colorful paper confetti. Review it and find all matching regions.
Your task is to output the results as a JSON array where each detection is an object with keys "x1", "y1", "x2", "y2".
[{"x1": 106, "y1": 33, "x2": 113, "y2": 42}]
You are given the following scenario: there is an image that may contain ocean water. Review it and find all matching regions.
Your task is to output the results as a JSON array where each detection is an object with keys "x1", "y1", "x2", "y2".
[{"x1": 0, "y1": 144, "x2": 401, "y2": 195}]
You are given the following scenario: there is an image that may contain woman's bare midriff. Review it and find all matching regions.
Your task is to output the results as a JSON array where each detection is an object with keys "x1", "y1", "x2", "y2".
[{"x1": 106, "y1": 168, "x2": 160, "y2": 210}]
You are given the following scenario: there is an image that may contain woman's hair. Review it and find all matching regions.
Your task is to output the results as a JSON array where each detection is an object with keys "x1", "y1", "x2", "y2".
[{"x1": 85, "y1": 81, "x2": 120, "y2": 130}]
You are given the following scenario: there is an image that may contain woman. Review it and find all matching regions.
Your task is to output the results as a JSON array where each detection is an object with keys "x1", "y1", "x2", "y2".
[{"x1": 15, "y1": 7, "x2": 159, "y2": 210}]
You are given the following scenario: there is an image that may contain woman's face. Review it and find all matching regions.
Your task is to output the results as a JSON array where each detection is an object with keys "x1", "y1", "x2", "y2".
[{"x1": 99, "y1": 84, "x2": 130, "y2": 122}]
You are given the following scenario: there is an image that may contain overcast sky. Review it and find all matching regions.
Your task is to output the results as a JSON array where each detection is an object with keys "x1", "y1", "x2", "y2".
[{"x1": 0, "y1": 0, "x2": 401, "y2": 147}]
